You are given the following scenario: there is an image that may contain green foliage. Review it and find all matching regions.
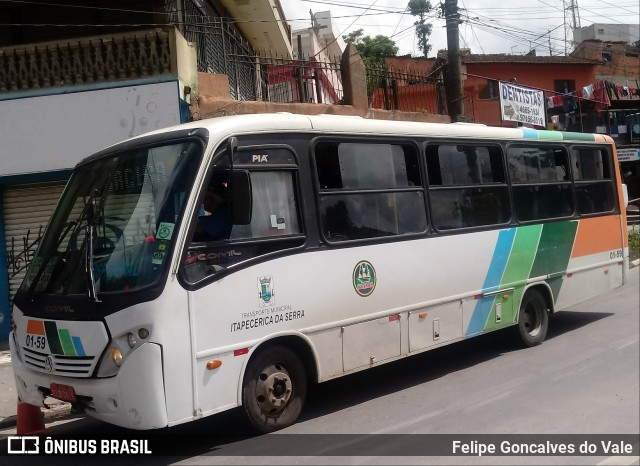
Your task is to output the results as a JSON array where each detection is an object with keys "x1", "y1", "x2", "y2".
[
  {"x1": 630, "y1": 230, "x2": 640, "y2": 250},
  {"x1": 630, "y1": 230, "x2": 640, "y2": 265},
  {"x1": 408, "y1": 0, "x2": 433, "y2": 57},
  {"x1": 342, "y1": 29, "x2": 399, "y2": 59},
  {"x1": 362, "y1": 57, "x2": 386, "y2": 103}
]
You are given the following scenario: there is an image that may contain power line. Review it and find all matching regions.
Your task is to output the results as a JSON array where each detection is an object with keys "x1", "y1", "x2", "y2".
[{"x1": 460, "y1": 0, "x2": 484, "y2": 53}]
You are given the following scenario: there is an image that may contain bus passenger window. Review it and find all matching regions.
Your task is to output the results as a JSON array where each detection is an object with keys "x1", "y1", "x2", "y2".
[
  {"x1": 314, "y1": 141, "x2": 426, "y2": 242},
  {"x1": 571, "y1": 148, "x2": 616, "y2": 215},
  {"x1": 508, "y1": 145, "x2": 574, "y2": 221},
  {"x1": 426, "y1": 143, "x2": 510, "y2": 230}
]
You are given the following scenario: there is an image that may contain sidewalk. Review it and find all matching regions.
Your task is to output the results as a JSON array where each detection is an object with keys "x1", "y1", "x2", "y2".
[{"x1": 0, "y1": 340, "x2": 73, "y2": 429}]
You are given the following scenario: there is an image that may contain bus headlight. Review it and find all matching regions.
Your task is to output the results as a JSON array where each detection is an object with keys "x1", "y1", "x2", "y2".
[
  {"x1": 111, "y1": 347, "x2": 123, "y2": 366},
  {"x1": 96, "y1": 327, "x2": 152, "y2": 377},
  {"x1": 97, "y1": 343, "x2": 127, "y2": 377}
]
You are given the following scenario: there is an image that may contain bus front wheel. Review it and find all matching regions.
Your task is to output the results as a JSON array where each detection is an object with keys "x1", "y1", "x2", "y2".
[
  {"x1": 242, "y1": 345, "x2": 307, "y2": 432},
  {"x1": 514, "y1": 289, "x2": 549, "y2": 347}
]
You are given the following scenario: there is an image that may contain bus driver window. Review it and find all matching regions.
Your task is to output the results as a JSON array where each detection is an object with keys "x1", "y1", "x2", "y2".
[{"x1": 197, "y1": 176, "x2": 233, "y2": 241}]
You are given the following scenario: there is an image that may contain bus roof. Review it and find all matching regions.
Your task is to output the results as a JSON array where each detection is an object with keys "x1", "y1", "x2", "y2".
[
  {"x1": 181, "y1": 113, "x2": 614, "y2": 143},
  {"x1": 84, "y1": 113, "x2": 615, "y2": 164}
]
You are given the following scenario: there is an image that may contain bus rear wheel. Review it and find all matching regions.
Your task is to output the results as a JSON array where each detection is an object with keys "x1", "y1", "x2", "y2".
[
  {"x1": 514, "y1": 289, "x2": 549, "y2": 347},
  {"x1": 242, "y1": 345, "x2": 306, "y2": 433}
]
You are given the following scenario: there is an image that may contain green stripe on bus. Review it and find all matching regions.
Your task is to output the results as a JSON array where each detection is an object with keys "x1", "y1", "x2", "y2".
[
  {"x1": 529, "y1": 221, "x2": 579, "y2": 302},
  {"x1": 57, "y1": 328, "x2": 77, "y2": 356},
  {"x1": 537, "y1": 131, "x2": 563, "y2": 140},
  {"x1": 44, "y1": 321, "x2": 63, "y2": 355},
  {"x1": 529, "y1": 221, "x2": 579, "y2": 279},
  {"x1": 497, "y1": 225, "x2": 543, "y2": 326},
  {"x1": 501, "y1": 225, "x2": 543, "y2": 286},
  {"x1": 561, "y1": 132, "x2": 596, "y2": 141}
]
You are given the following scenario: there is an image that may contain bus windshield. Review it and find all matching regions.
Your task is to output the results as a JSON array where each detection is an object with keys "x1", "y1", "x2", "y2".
[{"x1": 21, "y1": 140, "x2": 203, "y2": 298}]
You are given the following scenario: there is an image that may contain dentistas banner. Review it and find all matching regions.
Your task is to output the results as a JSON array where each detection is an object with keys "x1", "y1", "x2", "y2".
[{"x1": 499, "y1": 82, "x2": 545, "y2": 127}]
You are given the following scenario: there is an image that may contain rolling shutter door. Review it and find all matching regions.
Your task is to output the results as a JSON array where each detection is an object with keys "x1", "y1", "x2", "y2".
[{"x1": 3, "y1": 183, "x2": 66, "y2": 302}]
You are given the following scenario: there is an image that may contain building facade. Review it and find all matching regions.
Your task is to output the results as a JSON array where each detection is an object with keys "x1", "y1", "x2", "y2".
[{"x1": 0, "y1": 0, "x2": 292, "y2": 339}]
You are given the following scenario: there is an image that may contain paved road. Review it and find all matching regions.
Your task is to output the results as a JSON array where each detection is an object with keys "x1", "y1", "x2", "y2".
[{"x1": 1, "y1": 268, "x2": 639, "y2": 465}]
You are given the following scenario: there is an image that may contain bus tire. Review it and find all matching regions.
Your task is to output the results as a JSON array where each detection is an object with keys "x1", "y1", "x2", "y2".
[
  {"x1": 241, "y1": 345, "x2": 307, "y2": 433},
  {"x1": 513, "y1": 289, "x2": 549, "y2": 347}
]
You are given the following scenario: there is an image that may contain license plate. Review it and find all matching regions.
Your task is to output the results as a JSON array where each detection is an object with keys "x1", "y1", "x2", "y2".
[{"x1": 50, "y1": 383, "x2": 77, "y2": 403}]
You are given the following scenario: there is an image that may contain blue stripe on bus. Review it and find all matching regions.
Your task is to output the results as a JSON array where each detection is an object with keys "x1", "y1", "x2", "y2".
[
  {"x1": 466, "y1": 228, "x2": 516, "y2": 337},
  {"x1": 72, "y1": 336, "x2": 86, "y2": 357},
  {"x1": 522, "y1": 128, "x2": 539, "y2": 139}
]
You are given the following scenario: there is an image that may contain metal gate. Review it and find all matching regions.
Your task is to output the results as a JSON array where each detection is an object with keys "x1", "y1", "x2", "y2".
[{"x1": 3, "y1": 183, "x2": 66, "y2": 303}]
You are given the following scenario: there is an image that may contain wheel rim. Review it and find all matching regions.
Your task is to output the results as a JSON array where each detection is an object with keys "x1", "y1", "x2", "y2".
[
  {"x1": 254, "y1": 363, "x2": 293, "y2": 416},
  {"x1": 522, "y1": 302, "x2": 542, "y2": 337}
]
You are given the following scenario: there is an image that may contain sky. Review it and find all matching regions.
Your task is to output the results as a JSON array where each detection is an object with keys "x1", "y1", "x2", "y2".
[{"x1": 278, "y1": 0, "x2": 640, "y2": 57}]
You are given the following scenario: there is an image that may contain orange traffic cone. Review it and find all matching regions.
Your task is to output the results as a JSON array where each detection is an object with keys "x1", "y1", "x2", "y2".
[{"x1": 16, "y1": 402, "x2": 48, "y2": 435}]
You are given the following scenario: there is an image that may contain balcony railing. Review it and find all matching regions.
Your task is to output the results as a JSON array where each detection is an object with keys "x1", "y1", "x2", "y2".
[{"x1": 0, "y1": 29, "x2": 175, "y2": 93}]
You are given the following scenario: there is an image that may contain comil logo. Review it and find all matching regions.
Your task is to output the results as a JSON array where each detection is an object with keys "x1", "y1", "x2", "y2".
[{"x1": 8, "y1": 436, "x2": 40, "y2": 454}]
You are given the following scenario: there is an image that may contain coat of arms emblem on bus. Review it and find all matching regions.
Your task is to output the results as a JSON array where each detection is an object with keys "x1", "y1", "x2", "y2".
[
  {"x1": 353, "y1": 261, "x2": 376, "y2": 297},
  {"x1": 258, "y1": 276, "x2": 274, "y2": 307}
]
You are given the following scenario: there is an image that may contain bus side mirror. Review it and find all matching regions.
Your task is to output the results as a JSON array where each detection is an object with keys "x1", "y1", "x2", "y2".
[
  {"x1": 622, "y1": 183, "x2": 629, "y2": 208},
  {"x1": 230, "y1": 170, "x2": 252, "y2": 225}
]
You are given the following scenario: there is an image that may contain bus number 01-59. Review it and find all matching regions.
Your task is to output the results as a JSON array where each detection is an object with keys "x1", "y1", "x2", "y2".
[
  {"x1": 609, "y1": 250, "x2": 623, "y2": 260},
  {"x1": 25, "y1": 334, "x2": 46, "y2": 350}
]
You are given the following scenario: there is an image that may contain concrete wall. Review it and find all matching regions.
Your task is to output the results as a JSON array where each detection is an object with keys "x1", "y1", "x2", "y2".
[
  {"x1": 0, "y1": 81, "x2": 182, "y2": 177},
  {"x1": 574, "y1": 24, "x2": 640, "y2": 45},
  {"x1": 192, "y1": 95, "x2": 450, "y2": 124},
  {"x1": 170, "y1": 28, "x2": 199, "y2": 101}
]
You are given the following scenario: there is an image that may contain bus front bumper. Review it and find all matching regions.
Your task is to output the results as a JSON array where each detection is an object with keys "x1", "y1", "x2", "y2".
[{"x1": 10, "y1": 332, "x2": 168, "y2": 430}]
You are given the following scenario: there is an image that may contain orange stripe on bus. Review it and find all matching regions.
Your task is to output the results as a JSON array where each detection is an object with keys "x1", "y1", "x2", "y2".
[
  {"x1": 26, "y1": 320, "x2": 46, "y2": 335},
  {"x1": 571, "y1": 216, "x2": 623, "y2": 258},
  {"x1": 612, "y1": 146, "x2": 629, "y2": 246}
]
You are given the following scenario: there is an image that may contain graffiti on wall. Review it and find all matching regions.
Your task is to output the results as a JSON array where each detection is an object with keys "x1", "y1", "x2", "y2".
[{"x1": 6, "y1": 226, "x2": 43, "y2": 278}]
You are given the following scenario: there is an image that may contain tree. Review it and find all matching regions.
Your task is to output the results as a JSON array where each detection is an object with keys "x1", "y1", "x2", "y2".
[
  {"x1": 408, "y1": 0, "x2": 433, "y2": 57},
  {"x1": 343, "y1": 29, "x2": 399, "y2": 59}
]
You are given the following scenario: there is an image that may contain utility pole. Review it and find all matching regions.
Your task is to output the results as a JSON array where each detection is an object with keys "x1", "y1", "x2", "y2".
[
  {"x1": 444, "y1": 0, "x2": 464, "y2": 122},
  {"x1": 563, "y1": 0, "x2": 581, "y2": 53}
]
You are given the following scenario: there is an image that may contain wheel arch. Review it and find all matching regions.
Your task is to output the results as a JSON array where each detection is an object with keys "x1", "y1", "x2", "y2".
[
  {"x1": 236, "y1": 332, "x2": 319, "y2": 405},
  {"x1": 519, "y1": 282, "x2": 555, "y2": 316}
]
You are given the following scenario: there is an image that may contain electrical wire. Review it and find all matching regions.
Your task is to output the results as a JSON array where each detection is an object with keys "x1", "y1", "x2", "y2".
[{"x1": 460, "y1": 0, "x2": 484, "y2": 53}]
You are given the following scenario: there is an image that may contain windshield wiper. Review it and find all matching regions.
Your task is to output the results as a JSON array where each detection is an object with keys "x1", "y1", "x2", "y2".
[{"x1": 84, "y1": 192, "x2": 101, "y2": 303}]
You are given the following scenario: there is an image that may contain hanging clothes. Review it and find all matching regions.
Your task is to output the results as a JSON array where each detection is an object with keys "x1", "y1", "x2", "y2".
[
  {"x1": 563, "y1": 92, "x2": 576, "y2": 113},
  {"x1": 582, "y1": 84, "x2": 594, "y2": 99},
  {"x1": 593, "y1": 81, "x2": 611, "y2": 111}
]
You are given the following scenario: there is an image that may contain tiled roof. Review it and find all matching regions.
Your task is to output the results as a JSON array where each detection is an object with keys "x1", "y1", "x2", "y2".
[{"x1": 460, "y1": 54, "x2": 595, "y2": 65}]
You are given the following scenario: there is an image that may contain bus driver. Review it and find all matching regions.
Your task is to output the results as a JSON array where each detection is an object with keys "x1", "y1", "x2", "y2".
[{"x1": 198, "y1": 177, "x2": 233, "y2": 241}]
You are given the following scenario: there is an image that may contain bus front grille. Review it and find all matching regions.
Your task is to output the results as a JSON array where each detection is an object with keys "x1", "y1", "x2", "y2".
[{"x1": 22, "y1": 347, "x2": 96, "y2": 377}]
